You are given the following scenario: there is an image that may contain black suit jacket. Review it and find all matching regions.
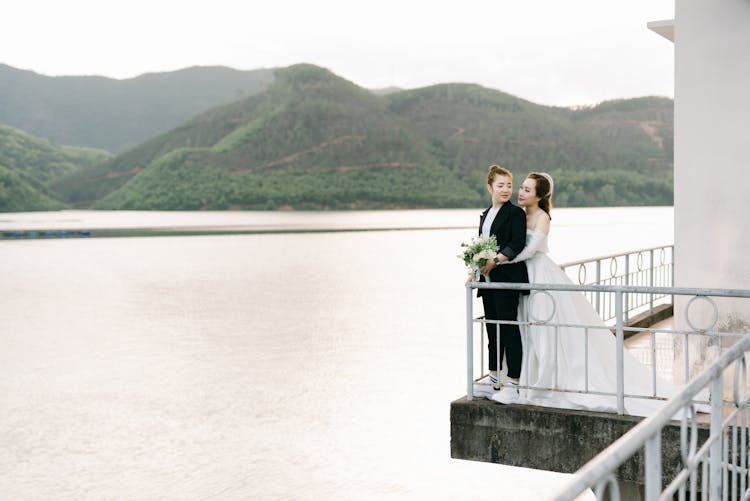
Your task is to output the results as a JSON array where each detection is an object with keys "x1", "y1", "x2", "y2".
[{"x1": 477, "y1": 202, "x2": 529, "y2": 297}]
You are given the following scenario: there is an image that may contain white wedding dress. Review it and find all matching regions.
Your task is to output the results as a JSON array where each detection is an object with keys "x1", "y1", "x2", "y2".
[{"x1": 489, "y1": 229, "x2": 707, "y2": 417}]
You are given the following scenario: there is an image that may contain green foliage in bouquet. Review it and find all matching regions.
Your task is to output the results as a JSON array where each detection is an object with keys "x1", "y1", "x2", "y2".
[{"x1": 459, "y1": 235, "x2": 499, "y2": 279}]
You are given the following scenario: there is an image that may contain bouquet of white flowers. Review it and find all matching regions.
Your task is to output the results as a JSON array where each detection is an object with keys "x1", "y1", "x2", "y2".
[{"x1": 459, "y1": 235, "x2": 499, "y2": 280}]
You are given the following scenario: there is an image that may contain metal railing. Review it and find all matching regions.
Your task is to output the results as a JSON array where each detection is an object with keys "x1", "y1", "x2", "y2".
[
  {"x1": 469, "y1": 245, "x2": 675, "y2": 399},
  {"x1": 560, "y1": 244, "x2": 673, "y2": 325},
  {"x1": 466, "y1": 283, "x2": 750, "y2": 410},
  {"x1": 554, "y1": 335, "x2": 750, "y2": 501},
  {"x1": 465, "y1": 281, "x2": 750, "y2": 499}
]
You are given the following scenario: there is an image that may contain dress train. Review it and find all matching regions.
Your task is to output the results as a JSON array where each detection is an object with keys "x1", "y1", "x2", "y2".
[{"x1": 488, "y1": 230, "x2": 708, "y2": 417}]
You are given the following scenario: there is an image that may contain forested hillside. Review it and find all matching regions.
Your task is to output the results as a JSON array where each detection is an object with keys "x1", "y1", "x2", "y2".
[
  {"x1": 2, "y1": 63, "x2": 674, "y2": 211},
  {"x1": 0, "y1": 124, "x2": 110, "y2": 210},
  {"x1": 81, "y1": 65, "x2": 673, "y2": 210}
]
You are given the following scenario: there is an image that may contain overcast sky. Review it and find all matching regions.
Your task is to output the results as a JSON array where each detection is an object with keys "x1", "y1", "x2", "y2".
[{"x1": 3, "y1": 0, "x2": 675, "y2": 107}]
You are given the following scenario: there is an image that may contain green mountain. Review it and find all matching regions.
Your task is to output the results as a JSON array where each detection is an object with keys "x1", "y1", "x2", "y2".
[
  {"x1": 69, "y1": 64, "x2": 673, "y2": 210},
  {"x1": 386, "y1": 87, "x2": 673, "y2": 206},
  {"x1": 0, "y1": 64, "x2": 275, "y2": 152},
  {"x1": 85, "y1": 65, "x2": 477, "y2": 209},
  {"x1": 0, "y1": 123, "x2": 110, "y2": 210},
  {"x1": 3, "y1": 63, "x2": 674, "y2": 211}
]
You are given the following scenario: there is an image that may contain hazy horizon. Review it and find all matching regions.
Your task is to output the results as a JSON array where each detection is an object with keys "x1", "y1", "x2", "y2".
[{"x1": 3, "y1": 0, "x2": 675, "y2": 107}]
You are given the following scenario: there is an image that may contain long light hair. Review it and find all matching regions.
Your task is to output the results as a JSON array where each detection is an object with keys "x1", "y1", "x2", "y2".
[{"x1": 526, "y1": 172, "x2": 553, "y2": 215}]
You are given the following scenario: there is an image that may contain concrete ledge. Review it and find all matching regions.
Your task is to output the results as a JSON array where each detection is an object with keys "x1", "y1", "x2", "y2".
[{"x1": 450, "y1": 397, "x2": 708, "y2": 485}]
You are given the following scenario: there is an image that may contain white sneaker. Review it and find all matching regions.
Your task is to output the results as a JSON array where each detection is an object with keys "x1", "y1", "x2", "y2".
[
  {"x1": 494, "y1": 372, "x2": 512, "y2": 387},
  {"x1": 480, "y1": 373, "x2": 512, "y2": 388},
  {"x1": 492, "y1": 383, "x2": 520, "y2": 404},
  {"x1": 472, "y1": 383, "x2": 496, "y2": 399},
  {"x1": 476, "y1": 374, "x2": 502, "y2": 390},
  {"x1": 473, "y1": 376, "x2": 496, "y2": 399}
]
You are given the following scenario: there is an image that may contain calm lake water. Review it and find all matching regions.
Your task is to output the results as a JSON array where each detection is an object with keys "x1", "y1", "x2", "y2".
[{"x1": 0, "y1": 207, "x2": 672, "y2": 500}]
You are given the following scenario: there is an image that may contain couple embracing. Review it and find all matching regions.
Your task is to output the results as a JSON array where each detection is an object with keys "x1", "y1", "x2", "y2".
[
  {"x1": 471, "y1": 164, "x2": 704, "y2": 416},
  {"x1": 473, "y1": 165, "x2": 551, "y2": 404}
]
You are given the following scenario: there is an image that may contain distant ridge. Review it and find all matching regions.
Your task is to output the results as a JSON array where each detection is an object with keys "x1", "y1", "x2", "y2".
[
  {"x1": 371, "y1": 87, "x2": 403, "y2": 95},
  {"x1": 0, "y1": 64, "x2": 276, "y2": 152}
]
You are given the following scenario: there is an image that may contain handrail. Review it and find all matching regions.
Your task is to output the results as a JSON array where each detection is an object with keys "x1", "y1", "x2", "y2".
[
  {"x1": 553, "y1": 336, "x2": 750, "y2": 501},
  {"x1": 465, "y1": 281, "x2": 750, "y2": 409},
  {"x1": 556, "y1": 244, "x2": 673, "y2": 324},
  {"x1": 465, "y1": 279, "x2": 750, "y2": 499},
  {"x1": 559, "y1": 244, "x2": 672, "y2": 269},
  {"x1": 467, "y1": 281, "x2": 750, "y2": 298}
]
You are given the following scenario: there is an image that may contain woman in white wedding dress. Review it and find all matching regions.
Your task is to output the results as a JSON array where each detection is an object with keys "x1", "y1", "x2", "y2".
[{"x1": 490, "y1": 172, "x2": 706, "y2": 416}]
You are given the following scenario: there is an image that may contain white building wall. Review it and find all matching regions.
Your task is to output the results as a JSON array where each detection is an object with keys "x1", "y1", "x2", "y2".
[{"x1": 673, "y1": 0, "x2": 750, "y2": 380}]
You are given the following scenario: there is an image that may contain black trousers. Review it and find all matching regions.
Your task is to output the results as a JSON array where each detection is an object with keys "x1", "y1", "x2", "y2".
[{"x1": 481, "y1": 290, "x2": 522, "y2": 379}]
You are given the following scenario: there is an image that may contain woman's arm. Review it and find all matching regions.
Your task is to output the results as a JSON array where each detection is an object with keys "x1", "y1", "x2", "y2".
[
  {"x1": 505, "y1": 231, "x2": 542, "y2": 264},
  {"x1": 505, "y1": 212, "x2": 550, "y2": 264},
  {"x1": 502, "y1": 207, "x2": 528, "y2": 260}
]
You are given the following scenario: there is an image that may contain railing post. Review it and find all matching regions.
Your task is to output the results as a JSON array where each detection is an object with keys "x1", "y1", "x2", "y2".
[
  {"x1": 671, "y1": 246, "x2": 675, "y2": 309},
  {"x1": 596, "y1": 259, "x2": 601, "y2": 315},
  {"x1": 709, "y1": 373, "x2": 724, "y2": 499},
  {"x1": 644, "y1": 433, "x2": 662, "y2": 501},
  {"x1": 466, "y1": 285, "x2": 474, "y2": 400},
  {"x1": 649, "y1": 249, "x2": 655, "y2": 316},
  {"x1": 624, "y1": 256, "x2": 630, "y2": 325},
  {"x1": 615, "y1": 290, "x2": 625, "y2": 414}
]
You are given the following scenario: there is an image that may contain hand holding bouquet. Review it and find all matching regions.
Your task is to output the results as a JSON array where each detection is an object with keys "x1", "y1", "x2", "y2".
[{"x1": 459, "y1": 235, "x2": 499, "y2": 281}]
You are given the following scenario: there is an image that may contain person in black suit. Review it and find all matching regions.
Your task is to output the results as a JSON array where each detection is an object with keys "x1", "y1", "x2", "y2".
[{"x1": 474, "y1": 165, "x2": 529, "y2": 400}]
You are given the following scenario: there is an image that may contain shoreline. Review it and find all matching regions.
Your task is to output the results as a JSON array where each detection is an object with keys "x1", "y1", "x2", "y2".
[{"x1": 1, "y1": 225, "x2": 476, "y2": 240}]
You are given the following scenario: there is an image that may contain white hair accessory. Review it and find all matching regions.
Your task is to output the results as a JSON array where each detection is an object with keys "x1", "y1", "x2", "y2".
[{"x1": 538, "y1": 172, "x2": 554, "y2": 196}]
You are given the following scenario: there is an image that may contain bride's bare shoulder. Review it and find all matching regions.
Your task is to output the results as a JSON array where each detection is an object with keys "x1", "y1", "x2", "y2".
[{"x1": 532, "y1": 211, "x2": 551, "y2": 234}]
